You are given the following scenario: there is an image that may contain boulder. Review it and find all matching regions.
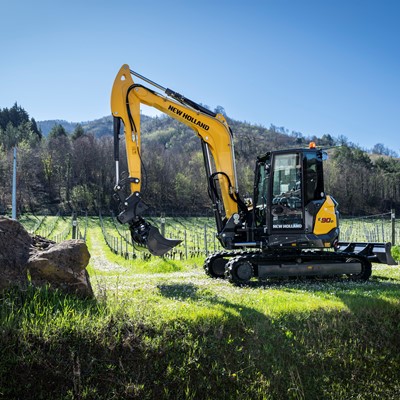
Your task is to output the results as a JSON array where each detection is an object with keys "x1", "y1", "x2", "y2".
[
  {"x1": 28, "y1": 239, "x2": 93, "y2": 297},
  {"x1": 0, "y1": 217, "x2": 92, "y2": 297},
  {"x1": 0, "y1": 217, "x2": 31, "y2": 291}
]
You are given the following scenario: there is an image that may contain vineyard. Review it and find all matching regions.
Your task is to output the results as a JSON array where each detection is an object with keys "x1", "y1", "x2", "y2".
[
  {"x1": 18, "y1": 212, "x2": 400, "y2": 262},
  {"x1": 2, "y1": 213, "x2": 398, "y2": 400}
]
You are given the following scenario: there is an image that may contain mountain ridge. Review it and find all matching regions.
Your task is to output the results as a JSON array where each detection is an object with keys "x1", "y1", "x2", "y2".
[{"x1": 36, "y1": 114, "x2": 398, "y2": 158}]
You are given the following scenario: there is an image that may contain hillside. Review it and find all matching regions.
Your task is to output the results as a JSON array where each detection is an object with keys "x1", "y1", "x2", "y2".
[
  {"x1": 1, "y1": 103, "x2": 399, "y2": 216},
  {"x1": 36, "y1": 113, "x2": 398, "y2": 158},
  {"x1": 37, "y1": 115, "x2": 153, "y2": 138}
]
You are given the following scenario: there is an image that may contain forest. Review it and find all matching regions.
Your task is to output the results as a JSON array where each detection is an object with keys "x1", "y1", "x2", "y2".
[{"x1": 0, "y1": 103, "x2": 399, "y2": 217}]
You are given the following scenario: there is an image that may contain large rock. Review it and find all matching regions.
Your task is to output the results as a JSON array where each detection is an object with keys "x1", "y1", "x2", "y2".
[
  {"x1": 0, "y1": 217, "x2": 31, "y2": 291},
  {"x1": 27, "y1": 239, "x2": 93, "y2": 297},
  {"x1": 0, "y1": 217, "x2": 92, "y2": 297}
]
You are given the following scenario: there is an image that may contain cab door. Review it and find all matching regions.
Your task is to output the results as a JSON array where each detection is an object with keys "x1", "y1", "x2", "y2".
[{"x1": 270, "y1": 152, "x2": 304, "y2": 231}]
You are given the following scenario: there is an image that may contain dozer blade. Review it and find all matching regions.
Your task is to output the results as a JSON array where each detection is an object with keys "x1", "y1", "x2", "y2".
[
  {"x1": 129, "y1": 218, "x2": 182, "y2": 257},
  {"x1": 337, "y1": 242, "x2": 397, "y2": 265}
]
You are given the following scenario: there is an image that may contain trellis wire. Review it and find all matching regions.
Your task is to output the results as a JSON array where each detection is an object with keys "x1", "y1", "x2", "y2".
[
  {"x1": 101, "y1": 214, "x2": 223, "y2": 261},
  {"x1": 340, "y1": 212, "x2": 398, "y2": 244}
]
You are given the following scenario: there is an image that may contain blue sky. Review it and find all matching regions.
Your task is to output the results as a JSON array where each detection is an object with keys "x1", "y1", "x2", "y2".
[{"x1": 1, "y1": 0, "x2": 399, "y2": 153}]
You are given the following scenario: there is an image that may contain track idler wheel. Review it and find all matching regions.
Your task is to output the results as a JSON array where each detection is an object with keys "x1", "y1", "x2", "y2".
[
  {"x1": 204, "y1": 254, "x2": 228, "y2": 279},
  {"x1": 345, "y1": 257, "x2": 372, "y2": 281},
  {"x1": 225, "y1": 257, "x2": 254, "y2": 285}
]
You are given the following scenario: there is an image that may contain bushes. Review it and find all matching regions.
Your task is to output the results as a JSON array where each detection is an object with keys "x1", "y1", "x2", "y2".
[{"x1": 392, "y1": 245, "x2": 400, "y2": 262}]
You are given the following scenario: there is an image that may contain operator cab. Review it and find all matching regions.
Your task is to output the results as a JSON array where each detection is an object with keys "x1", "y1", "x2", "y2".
[{"x1": 253, "y1": 146, "x2": 327, "y2": 238}]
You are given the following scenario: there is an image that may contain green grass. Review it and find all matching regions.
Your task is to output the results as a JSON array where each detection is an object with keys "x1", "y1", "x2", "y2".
[
  {"x1": 2, "y1": 219, "x2": 400, "y2": 399},
  {"x1": 87, "y1": 220, "x2": 202, "y2": 275},
  {"x1": 392, "y1": 245, "x2": 400, "y2": 261}
]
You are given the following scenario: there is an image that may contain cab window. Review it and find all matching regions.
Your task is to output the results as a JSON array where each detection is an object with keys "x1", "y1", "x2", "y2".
[{"x1": 271, "y1": 153, "x2": 303, "y2": 229}]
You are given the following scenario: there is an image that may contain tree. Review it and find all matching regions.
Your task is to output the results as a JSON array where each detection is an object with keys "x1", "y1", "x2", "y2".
[
  {"x1": 326, "y1": 145, "x2": 376, "y2": 214},
  {"x1": 14, "y1": 141, "x2": 43, "y2": 212},
  {"x1": 214, "y1": 105, "x2": 227, "y2": 117},
  {"x1": 336, "y1": 135, "x2": 349, "y2": 146},
  {"x1": 8, "y1": 103, "x2": 29, "y2": 127},
  {"x1": 0, "y1": 147, "x2": 9, "y2": 213},
  {"x1": 320, "y1": 134, "x2": 336, "y2": 147},
  {"x1": 44, "y1": 129, "x2": 72, "y2": 206},
  {"x1": 30, "y1": 118, "x2": 42, "y2": 140},
  {"x1": 0, "y1": 103, "x2": 29, "y2": 130},
  {"x1": 0, "y1": 122, "x2": 39, "y2": 150},
  {"x1": 0, "y1": 104, "x2": 41, "y2": 150},
  {"x1": 372, "y1": 143, "x2": 387, "y2": 155},
  {"x1": 70, "y1": 184, "x2": 94, "y2": 210},
  {"x1": 48, "y1": 123, "x2": 68, "y2": 139},
  {"x1": 371, "y1": 143, "x2": 398, "y2": 157},
  {"x1": 72, "y1": 124, "x2": 85, "y2": 140}
]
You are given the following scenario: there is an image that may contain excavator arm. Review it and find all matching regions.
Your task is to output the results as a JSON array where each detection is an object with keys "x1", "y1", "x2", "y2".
[{"x1": 111, "y1": 64, "x2": 245, "y2": 255}]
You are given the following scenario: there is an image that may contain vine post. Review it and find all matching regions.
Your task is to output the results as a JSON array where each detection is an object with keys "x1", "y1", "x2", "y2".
[{"x1": 72, "y1": 212, "x2": 77, "y2": 239}]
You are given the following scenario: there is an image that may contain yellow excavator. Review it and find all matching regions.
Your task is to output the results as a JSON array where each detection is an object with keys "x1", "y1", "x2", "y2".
[{"x1": 110, "y1": 64, "x2": 395, "y2": 284}]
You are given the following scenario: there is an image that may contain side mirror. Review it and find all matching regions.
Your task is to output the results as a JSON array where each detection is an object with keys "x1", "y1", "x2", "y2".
[{"x1": 318, "y1": 151, "x2": 328, "y2": 161}]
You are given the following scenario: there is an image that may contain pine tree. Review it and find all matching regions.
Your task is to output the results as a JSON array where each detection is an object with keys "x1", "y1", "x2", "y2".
[
  {"x1": 8, "y1": 102, "x2": 30, "y2": 127},
  {"x1": 72, "y1": 124, "x2": 85, "y2": 140},
  {"x1": 30, "y1": 117, "x2": 42, "y2": 140},
  {"x1": 48, "y1": 123, "x2": 68, "y2": 139}
]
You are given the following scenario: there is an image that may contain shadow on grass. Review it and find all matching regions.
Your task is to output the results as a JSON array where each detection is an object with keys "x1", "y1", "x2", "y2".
[
  {"x1": 157, "y1": 282, "x2": 201, "y2": 300},
  {"x1": 2, "y1": 279, "x2": 399, "y2": 400},
  {"x1": 156, "y1": 279, "x2": 400, "y2": 399}
]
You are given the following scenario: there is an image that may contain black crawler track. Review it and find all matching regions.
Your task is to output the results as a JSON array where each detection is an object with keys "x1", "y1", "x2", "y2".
[
  {"x1": 204, "y1": 250, "x2": 372, "y2": 285},
  {"x1": 203, "y1": 250, "x2": 249, "y2": 278}
]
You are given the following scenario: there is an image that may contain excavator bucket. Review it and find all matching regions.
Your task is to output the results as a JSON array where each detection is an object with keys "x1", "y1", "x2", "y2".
[
  {"x1": 146, "y1": 226, "x2": 182, "y2": 256},
  {"x1": 336, "y1": 242, "x2": 397, "y2": 265},
  {"x1": 129, "y1": 217, "x2": 182, "y2": 256},
  {"x1": 115, "y1": 190, "x2": 182, "y2": 256}
]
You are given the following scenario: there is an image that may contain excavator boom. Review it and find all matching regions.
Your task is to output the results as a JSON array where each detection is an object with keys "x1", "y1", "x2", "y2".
[{"x1": 111, "y1": 64, "x2": 243, "y2": 255}]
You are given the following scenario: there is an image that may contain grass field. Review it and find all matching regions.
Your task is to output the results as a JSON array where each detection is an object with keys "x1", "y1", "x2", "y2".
[{"x1": 0, "y1": 217, "x2": 399, "y2": 399}]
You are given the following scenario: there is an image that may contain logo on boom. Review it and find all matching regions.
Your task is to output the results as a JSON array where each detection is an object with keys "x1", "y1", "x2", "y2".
[{"x1": 168, "y1": 105, "x2": 210, "y2": 131}]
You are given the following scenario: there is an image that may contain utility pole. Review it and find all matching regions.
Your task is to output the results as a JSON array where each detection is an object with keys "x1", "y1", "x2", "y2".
[
  {"x1": 12, "y1": 147, "x2": 17, "y2": 220},
  {"x1": 391, "y1": 209, "x2": 396, "y2": 246}
]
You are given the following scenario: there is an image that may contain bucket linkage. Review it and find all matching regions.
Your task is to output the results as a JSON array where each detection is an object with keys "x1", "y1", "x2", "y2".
[{"x1": 114, "y1": 187, "x2": 181, "y2": 257}]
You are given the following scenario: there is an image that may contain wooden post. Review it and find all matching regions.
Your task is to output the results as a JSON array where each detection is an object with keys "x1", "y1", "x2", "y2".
[
  {"x1": 161, "y1": 214, "x2": 166, "y2": 237},
  {"x1": 204, "y1": 224, "x2": 208, "y2": 256},
  {"x1": 184, "y1": 229, "x2": 188, "y2": 260}
]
